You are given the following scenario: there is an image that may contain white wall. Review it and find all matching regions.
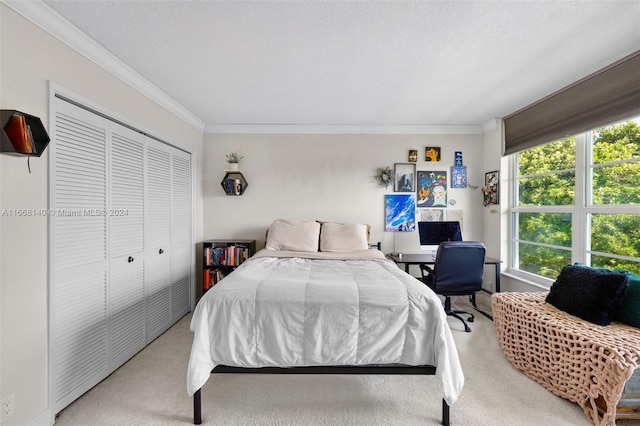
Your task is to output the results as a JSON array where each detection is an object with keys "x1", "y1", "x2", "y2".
[
  {"x1": 203, "y1": 132, "x2": 487, "y2": 278},
  {"x1": 0, "y1": 6, "x2": 204, "y2": 425}
]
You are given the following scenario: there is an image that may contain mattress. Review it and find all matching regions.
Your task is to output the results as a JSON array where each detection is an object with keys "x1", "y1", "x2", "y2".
[{"x1": 187, "y1": 249, "x2": 464, "y2": 405}]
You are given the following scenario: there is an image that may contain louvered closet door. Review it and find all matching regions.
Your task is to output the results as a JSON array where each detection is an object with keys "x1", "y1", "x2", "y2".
[
  {"x1": 51, "y1": 100, "x2": 109, "y2": 412},
  {"x1": 171, "y1": 150, "x2": 192, "y2": 321},
  {"x1": 109, "y1": 125, "x2": 146, "y2": 368},
  {"x1": 145, "y1": 142, "x2": 173, "y2": 342}
]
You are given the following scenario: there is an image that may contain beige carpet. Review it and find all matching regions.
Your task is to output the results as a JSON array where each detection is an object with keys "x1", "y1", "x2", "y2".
[{"x1": 55, "y1": 293, "x2": 640, "y2": 425}]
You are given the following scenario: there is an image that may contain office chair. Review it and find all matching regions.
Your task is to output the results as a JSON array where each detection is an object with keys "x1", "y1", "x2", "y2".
[{"x1": 420, "y1": 241, "x2": 486, "y2": 332}]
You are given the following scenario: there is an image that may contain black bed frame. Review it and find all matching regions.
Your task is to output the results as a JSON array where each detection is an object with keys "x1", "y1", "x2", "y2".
[{"x1": 193, "y1": 364, "x2": 450, "y2": 426}]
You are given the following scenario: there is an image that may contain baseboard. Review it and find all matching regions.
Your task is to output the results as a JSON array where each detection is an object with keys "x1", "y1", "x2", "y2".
[{"x1": 27, "y1": 408, "x2": 53, "y2": 426}]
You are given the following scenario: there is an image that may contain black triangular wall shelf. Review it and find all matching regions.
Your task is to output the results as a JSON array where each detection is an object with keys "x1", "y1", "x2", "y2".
[{"x1": 1, "y1": 110, "x2": 50, "y2": 157}]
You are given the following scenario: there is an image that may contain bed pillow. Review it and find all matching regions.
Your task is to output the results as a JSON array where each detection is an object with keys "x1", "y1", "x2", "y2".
[
  {"x1": 265, "y1": 219, "x2": 320, "y2": 252},
  {"x1": 319, "y1": 222, "x2": 369, "y2": 252},
  {"x1": 545, "y1": 264, "x2": 629, "y2": 326}
]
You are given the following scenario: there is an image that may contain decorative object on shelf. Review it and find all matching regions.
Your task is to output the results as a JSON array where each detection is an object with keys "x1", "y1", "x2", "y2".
[
  {"x1": 374, "y1": 166, "x2": 395, "y2": 189},
  {"x1": 417, "y1": 171, "x2": 447, "y2": 208},
  {"x1": 425, "y1": 146, "x2": 441, "y2": 162},
  {"x1": 483, "y1": 170, "x2": 499, "y2": 206},
  {"x1": 408, "y1": 149, "x2": 418, "y2": 162},
  {"x1": 394, "y1": 163, "x2": 416, "y2": 192},
  {"x1": 1, "y1": 110, "x2": 51, "y2": 173},
  {"x1": 385, "y1": 193, "x2": 416, "y2": 232},
  {"x1": 225, "y1": 151, "x2": 244, "y2": 170},
  {"x1": 220, "y1": 171, "x2": 248, "y2": 195}
]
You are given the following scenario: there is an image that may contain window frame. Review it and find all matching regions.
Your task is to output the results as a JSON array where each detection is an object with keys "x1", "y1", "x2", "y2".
[{"x1": 509, "y1": 125, "x2": 640, "y2": 287}]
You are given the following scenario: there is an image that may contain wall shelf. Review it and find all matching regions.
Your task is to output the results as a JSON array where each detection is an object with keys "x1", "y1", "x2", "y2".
[
  {"x1": 1, "y1": 109, "x2": 50, "y2": 157},
  {"x1": 221, "y1": 171, "x2": 248, "y2": 196}
]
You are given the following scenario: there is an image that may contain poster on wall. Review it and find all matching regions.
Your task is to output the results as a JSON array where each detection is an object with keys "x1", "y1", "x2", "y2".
[
  {"x1": 418, "y1": 209, "x2": 444, "y2": 222},
  {"x1": 417, "y1": 171, "x2": 447, "y2": 208},
  {"x1": 385, "y1": 194, "x2": 416, "y2": 232},
  {"x1": 446, "y1": 209, "x2": 464, "y2": 231}
]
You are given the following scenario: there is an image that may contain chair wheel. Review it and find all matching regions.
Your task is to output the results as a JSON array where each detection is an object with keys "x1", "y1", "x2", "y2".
[
  {"x1": 464, "y1": 325, "x2": 471, "y2": 332},
  {"x1": 467, "y1": 317, "x2": 474, "y2": 323}
]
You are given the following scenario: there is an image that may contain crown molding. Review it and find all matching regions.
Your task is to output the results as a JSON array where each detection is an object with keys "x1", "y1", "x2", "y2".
[
  {"x1": 482, "y1": 118, "x2": 500, "y2": 133},
  {"x1": 2, "y1": 0, "x2": 206, "y2": 132},
  {"x1": 205, "y1": 123, "x2": 484, "y2": 135}
]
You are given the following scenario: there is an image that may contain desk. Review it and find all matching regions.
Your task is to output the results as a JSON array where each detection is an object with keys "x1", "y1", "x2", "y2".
[{"x1": 386, "y1": 253, "x2": 502, "y2": 319}]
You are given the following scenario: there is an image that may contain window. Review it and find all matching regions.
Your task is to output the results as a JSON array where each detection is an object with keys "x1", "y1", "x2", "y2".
[{"x1": 511, "y1": 117, "x2": 640, "y2": 284}]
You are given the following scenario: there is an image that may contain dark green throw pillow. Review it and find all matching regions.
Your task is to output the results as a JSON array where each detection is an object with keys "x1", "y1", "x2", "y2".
[
  {"x1": 614, "y1": 272, "x2": 640, "y2": 328},
  {"x1": 547, "y1": 265, "x2": 629, "y2": 326}
]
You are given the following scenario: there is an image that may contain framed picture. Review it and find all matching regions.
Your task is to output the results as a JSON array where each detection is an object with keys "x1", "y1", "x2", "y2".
[
  {"x1": 417, "y1": 170, "x2": 447, "y2": 208},
  {"x1": 483, "y1": 171, "x2": 499, "y2": 206},
  {"x1": 385, "y1": 194, "x2": 416, "y2": 232},
  {"x1": 408, "y1": 149, "x2": 418, "y2": 162},
  {"x1": 394, "y1": 163, "x2": 416, "y2": 192},
  {"x1": 451, "y1": 165, "x2": 467, "y2": 188},
  {"x1": 418, "y1": 209, "x2": 444, "y2": 222},
  {"x1": 425, "y1": 147, "x2": 441, "y2": 162}
]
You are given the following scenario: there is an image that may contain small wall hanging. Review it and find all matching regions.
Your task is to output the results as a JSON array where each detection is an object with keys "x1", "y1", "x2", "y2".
[
  {"x1": 408, "y1": 150, "x2": 418, "y2": 162},
  {"x1": 394, "y1": 163, "x2": 416, "y2": 192},
  {"x1": 451, "y1": 151, "x2": 467, "y2": 188},
  {"x1": 425, "y1": 147, "x2": 441, "y2": 162},
  {"x1": 374, "y1": 166, "x2": 395, "y2": 189},
  {"x1": 483, "y1": 171, "x2": 499, "y2": 206}
]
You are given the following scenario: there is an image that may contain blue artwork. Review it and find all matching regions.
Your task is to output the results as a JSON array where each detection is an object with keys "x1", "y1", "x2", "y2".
[
  {"x1": 385, "y1": 194, "x2": 416, "y2": 232},
  {"x1": 451, "y1": 166, "x2": 467, "y2": 188}
]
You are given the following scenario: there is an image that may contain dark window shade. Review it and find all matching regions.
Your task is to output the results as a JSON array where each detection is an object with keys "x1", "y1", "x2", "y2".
[{"x1": 503, "y1": 50, "x2": 640, "y2": 156}]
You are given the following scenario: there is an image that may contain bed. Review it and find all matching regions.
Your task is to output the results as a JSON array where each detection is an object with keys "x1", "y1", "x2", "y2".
[{"x1": 187, "y1": 220, "x2": 464, "y2": 425}]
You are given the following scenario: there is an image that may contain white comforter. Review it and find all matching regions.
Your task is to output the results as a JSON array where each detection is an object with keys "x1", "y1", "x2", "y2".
[{"x1": 187, "y1": 249, "x2": 464, "y2": 405}]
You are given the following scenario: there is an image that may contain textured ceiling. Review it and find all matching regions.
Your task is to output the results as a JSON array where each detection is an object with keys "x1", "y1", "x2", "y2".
[{"x1": 42, "y1": 0, "x2": 640, "y2": 131}]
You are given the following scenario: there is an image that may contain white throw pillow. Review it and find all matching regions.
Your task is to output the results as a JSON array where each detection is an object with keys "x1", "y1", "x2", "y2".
[
  {"x1": 320, "y1": 222, "x2": 369, "y2": 252},
  {"x1": 265, "y1": 219, "x2": 320, "y2": 252}
]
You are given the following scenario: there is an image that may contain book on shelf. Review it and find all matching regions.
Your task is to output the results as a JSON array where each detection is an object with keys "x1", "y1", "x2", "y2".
[
  {"x1": 203, "y1": 268, "x2": 227, "y2": 290},
  {"x1": 204, "y1": 244, "x2": 250, "y2": 267}
]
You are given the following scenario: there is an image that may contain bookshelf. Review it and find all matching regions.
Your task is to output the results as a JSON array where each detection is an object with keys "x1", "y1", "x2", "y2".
[
  {"x1": 202, "y1": 239, "x2": 256, "y2": 294},
  {"x1": 220, "y1": 171, "x2": 248, "y2": 195}
]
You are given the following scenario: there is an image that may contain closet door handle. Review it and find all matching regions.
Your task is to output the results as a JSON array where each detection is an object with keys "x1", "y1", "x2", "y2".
[
  {"x1": 128, "y1": 256, "x2": 134, "y2": 263},
  {"x1": 159, "y1": 249, "x2": 164, "y2": 254}
]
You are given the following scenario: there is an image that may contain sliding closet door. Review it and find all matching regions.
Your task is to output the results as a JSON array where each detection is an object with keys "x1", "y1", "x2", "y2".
[
  {"x1": 109, "y1": 126, "x2": 146, "y2": 369},
  {"x1": 171, "y1": 150, "x2": 192, "y2": 321},
  {"x1": 51, "y1": 100, "x2": 109, "y2": 412},
  {"x1": 145, "y1": 142, "x2": 173, "y2": 342},
  {"x1": 51, "y1": 92, "x2": 193, "y2": 414}
]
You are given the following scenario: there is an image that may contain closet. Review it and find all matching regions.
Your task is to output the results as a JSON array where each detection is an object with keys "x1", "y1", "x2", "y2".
[{"x1": 49, "y1": 95, "x2": 192, "y2": 413}]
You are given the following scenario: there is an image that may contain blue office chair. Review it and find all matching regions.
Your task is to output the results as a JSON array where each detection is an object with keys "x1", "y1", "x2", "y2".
[{"x1": 419, "y1": 241, "x2": 486, "y2": 332}]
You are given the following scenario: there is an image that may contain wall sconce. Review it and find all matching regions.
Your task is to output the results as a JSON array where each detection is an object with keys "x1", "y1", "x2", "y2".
[{"x1": 1, "y1": 110, "x2": 50, "y2": 173}]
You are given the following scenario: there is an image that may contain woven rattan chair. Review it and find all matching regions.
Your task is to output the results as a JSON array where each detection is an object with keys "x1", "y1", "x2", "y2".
[{"x1": 420, "y1": 241, "x2": 486, "y2": 332}]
